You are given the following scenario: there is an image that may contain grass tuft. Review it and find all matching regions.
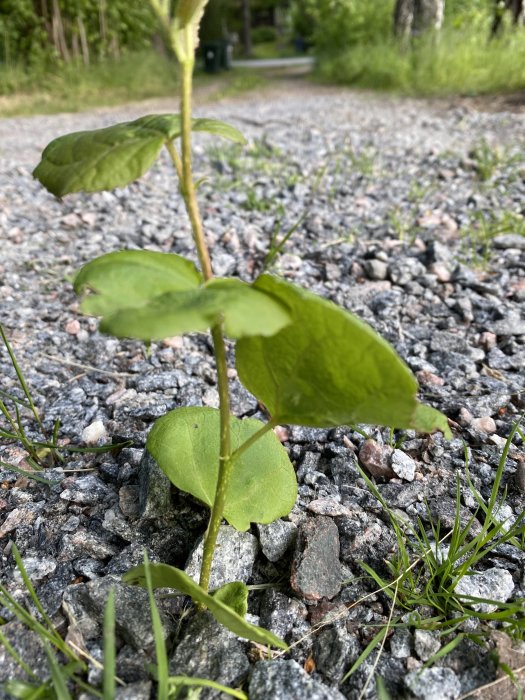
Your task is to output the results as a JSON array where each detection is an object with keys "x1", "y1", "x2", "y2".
[{"x1": 316, "y1": 28, "x2": 525, "y2": 96}]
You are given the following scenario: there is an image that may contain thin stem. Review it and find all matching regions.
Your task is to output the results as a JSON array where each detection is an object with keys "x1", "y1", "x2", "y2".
[
  {"x1": 177, "y1": 54, "x2": 233, "y2": 595},
  {"x1": 198, "y1": 325, "x2": 232, "y2": 592},
  {"x1": 165, "y1": 141, "x2": 184, "y2": 185},
  {"x1": 180, "y1": 57, "x2": 213, "y2": 281}
]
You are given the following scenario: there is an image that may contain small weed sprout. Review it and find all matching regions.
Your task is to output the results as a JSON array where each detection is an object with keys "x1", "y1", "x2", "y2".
[{"x1": 31, "y1": 0, "x2": 450, "y2": 652}]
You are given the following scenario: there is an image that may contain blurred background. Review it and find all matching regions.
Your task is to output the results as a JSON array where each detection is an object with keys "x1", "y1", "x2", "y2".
[{"x1": 1, "y1": 0, "x2": 525, "y2": 116}]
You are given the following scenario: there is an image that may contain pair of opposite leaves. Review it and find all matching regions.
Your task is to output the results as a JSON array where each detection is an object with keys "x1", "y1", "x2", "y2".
[{"x1": 33, "y1": 112, "x2": 451, "y2": 533}]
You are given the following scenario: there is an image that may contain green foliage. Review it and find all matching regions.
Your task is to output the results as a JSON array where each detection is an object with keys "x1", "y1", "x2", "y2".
[
  {"x1": 123, "y1": 563, "x2": 288, "y2": 648},
  {"x1": 147, "y1": 407, "x2": 297, "y2": 530},
  {"x1": 0, "y1": 0, "x2": 156, "y2": 67},
  {"x1": 291, "y1": 0, "x2": 395, "y2": 51},
  {"x1": 33, "y1": 114, "x2": 245, "y2": 196},
  {"x1": 75, "y1": 252, "x2": 290, "y2": 340},
  {"x1": 314, "y1": 8, "x2": 525, "y2": 96},
  {"x1": 236, "y1": 274, "x2": 451, "y2": 435}
]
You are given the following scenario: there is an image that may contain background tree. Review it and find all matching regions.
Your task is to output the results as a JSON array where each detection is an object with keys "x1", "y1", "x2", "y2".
[{"x1": 394, "y1": 0, "x2": 445, "y2": 40}]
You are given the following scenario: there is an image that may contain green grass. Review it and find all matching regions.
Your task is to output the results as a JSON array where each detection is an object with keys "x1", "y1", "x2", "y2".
[
  {"x1": 460, "y1": 210, "x2": 525, "y2": 267},
  {"x1": 0, "y1": 50, "x2": 270, "y2": 118},
  {"x1": 0, "y1": 50, "x2": 180, "y2": 117},
  {"x1": 316, "y1": 28, "x2": 525, "y2": 95}
]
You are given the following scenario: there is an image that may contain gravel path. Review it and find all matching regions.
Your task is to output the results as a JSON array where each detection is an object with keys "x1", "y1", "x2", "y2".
[{"x1": 1, "y1": 79, "x2": 524, "y2": 699}]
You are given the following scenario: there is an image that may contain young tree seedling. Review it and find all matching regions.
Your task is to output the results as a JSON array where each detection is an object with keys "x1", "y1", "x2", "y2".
[{"x1": 33, "y1": 0, "x2": 451, "y2": 648}]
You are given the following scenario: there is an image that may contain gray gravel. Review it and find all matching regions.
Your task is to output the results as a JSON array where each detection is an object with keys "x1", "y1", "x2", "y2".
[{"x1": 1, "y1": 79, "x2": 525, "y2": 698}]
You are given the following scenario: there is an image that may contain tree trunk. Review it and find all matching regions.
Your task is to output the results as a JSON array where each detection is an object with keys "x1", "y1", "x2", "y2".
[
  {"x1": 394, "y1": 0, "x2": 415, "y2": 41},
  {"x1": 241, "y1": 0, "x2": 252, "y2": 57},
  {"x1": 394, "y1": 0, "x2": 444, "y2": 39}
]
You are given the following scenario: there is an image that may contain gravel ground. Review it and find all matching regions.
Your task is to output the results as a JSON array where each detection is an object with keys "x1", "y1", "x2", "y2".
[{"x1": 1, "y1": 78, "x2": 525, "y2": 699}]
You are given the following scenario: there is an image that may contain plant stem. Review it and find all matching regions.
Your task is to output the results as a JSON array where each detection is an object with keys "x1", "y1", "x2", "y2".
[
  {"x1": 199, "y1": 325, "x2": 233, "y2": 593},
  {"x1": 180, "y1": 58, "x2": 213, "y2": 282},
  {"x1": 177, "y1": 55, "x2": 234, "y2": 595}
]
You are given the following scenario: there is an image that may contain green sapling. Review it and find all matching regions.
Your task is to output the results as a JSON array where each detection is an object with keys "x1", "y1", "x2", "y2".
[{"x1": 33, "y1": 0, "x2": 451, "y2": 648}]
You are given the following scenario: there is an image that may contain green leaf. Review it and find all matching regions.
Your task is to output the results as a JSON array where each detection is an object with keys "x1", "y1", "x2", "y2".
[
  {"x1": 74, "y1": 249, "x2": 203, "y2": 316},
  {"x1": 80, "y1": 272, "x2": 291, "y2": 341},
  {"x1": 236, "y1": 275, "x2": 451, "y2": 437},
  {"x1": 147, "y1": 407, "x2": 297, "y2": 531},
  {"x1": 193, "y1": 118, "x2": 246, "y2": 145},
  {"x1": 33, "y1": 114, "x2": 181, "y2": 197},
  {"x1": 123, "y1": 563, "x2": 287, "y2": 649},
  {"x1": 33, "y1": 114, "x2": 245, "y2": 197},
  {"x1": 212, "y1": 581, "x2": 248, "y2": 618}
]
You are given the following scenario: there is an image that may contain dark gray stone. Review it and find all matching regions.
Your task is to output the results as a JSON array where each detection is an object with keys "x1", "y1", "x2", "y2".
[
  {"x1": 170, "y1": 612, "x2": 249, "y2": 697},
  {"x1": 405, "y1": 666, "x2": 461, "y2": 700},
  {"x1": 256, "y1": 519, "x2": 298, "y2": 562},
  {"x1": 60, "y1": 474, "x2": 116, "y2": 505},
  {"x1": 64, "y1": 575, "x2": 172, "y2": 650},
  {"x1": 259, "y1": 590, "x2": 307, "y2": 639},
  {"x1": 249, "y1": 659, "x2": 347, "y2": 700},
  {"x1": 314, "y1": 626, "x2": 360, "y2": 683},
  {"x1": 0, "y1": 621, "x2": 49, "y2": 685},
  {"x1": 291, "y1": 516, "x2": 341, "y2": 601},
  {"x1": 138, "y1": 450, "x2": 173, "y2": 520}
]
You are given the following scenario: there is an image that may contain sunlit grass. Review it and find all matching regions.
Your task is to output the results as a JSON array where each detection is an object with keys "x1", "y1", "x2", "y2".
[{"x1": 316, "y1": 28, "x2": 525, "y2": 95}]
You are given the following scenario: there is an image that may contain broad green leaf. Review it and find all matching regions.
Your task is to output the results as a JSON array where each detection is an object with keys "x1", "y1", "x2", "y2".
[
  {"x1": 123, "y1": 563, "x2": 287, "y2": 649},
  {"x1": 75, "y1": 249, "x2": 203, "y2": 316},
  {"x1": 88, "y1": 277, "x2": 291, "y2": 341},
  {"x1": 212, "y1": 581, "x2": 248, "y2": 618},
  {"x1": 236, "y1": 275, "x2": 451, "y2": 437},
  {"x1": 33, "y1": 114, "x2": 245, "y2": 197},
  {"x1": 146, "y1": 406, "x2": 297, "y2": 530},
  {"x1": 33, "y1": 114, "x2": 181, "y2": 197}
]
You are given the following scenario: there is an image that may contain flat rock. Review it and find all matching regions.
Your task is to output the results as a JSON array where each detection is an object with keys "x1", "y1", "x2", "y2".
[
  {"x1": 454, "y1": 567, "x2": 514, "y2": 613},
  {"x1": 492, "y1": 233, "x2": 525, "y2": 250},
  {"x1": 170, "y1": 612, "x2": 249, "y2": 697},
  {"x1": 249, "y1": 659, "x2": 347, "y2": 700},
  {"x1": 185, "y1": 524, "x2": 259, "y2": 589},
  {"x1": 405, "y1": 667, "x2": 461, "y2": 700},
  {"x1": 291, "y1": 516, "x2": 341, "y2": 601}
]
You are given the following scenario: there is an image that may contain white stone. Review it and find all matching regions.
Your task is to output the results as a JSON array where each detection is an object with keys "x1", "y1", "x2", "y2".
[
  {"x1": 455, "y1": 567, "x2": 514, "y2": 613},
  {"x1": 82, "y1": 420, "x2": 107, "y2": 445},
  {"x1": 390, "y1": 449, "x2": 416, "y2": 481}
]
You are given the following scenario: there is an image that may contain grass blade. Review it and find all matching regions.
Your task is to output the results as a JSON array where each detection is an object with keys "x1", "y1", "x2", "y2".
[
  {"x1": 0, "y1": 325, "x2": 42, "y2": 428},
  {"x1": 142, "y1": 553, "x2": 169, "y2": 700},
  {"x1": 43, "y1": 643, "x2": 72, "y2": 700},
  {"x1": 168, "y1": 676, "x2": 248, "y2": 699},
  {"x1": 0, "y1": 461, "x2": 56, "y2": 485},
  {"x1": 103, "y1": 587, "x2": 116, "y2": 700}
]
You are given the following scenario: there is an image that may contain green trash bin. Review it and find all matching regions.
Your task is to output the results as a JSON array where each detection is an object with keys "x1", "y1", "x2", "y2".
[{"x1": 203, "y1": 42, "x2": 222, "y2": 73}]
